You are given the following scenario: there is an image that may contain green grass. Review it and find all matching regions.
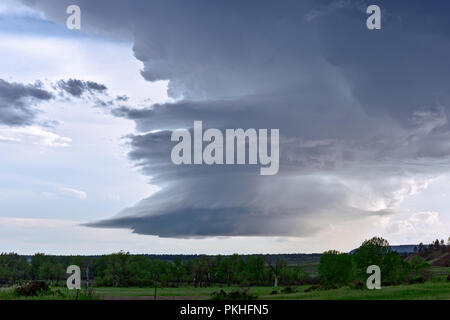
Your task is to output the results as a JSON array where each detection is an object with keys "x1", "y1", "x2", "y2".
[
  {"x1": 265, "y1": 281, "x2": 450, "y2": 300},
  {"x1": 2, "y1": 279, "x2": 448, "y2": 300},
  {"x1": 94, "y1": 280, "x2": 449, "y2": 300},
  {"x1": 431, "y1": 266, "x2": 450, "y2": 275},
  {"x1": 0, "y1": 287, "x2": 15, "y2": 300},
  {"x1": 94, "y1": 286, "x2": 279, "y2": 298}
]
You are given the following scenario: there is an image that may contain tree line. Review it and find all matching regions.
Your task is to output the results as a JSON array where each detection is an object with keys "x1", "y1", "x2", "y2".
[
  {"x1": 0, "y1": 236, "x2": 448, "y2": 288},
  {"x1": 0, "y1": 252, "x2": 316, "y2": 288}
]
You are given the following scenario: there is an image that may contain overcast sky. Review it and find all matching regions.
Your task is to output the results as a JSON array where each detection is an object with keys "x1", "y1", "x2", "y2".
[{"x1": 0, "y1": 0, "x2": 449, "y2": 255}]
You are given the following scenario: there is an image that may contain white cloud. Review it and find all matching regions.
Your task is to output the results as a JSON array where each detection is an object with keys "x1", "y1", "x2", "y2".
[
  {"x1": 0, "y1": 34, "x2": 169, "y2": 105},
  {"x1": 0, "y1": 125, "x2": 71, "y2": 147},
  {"x1": 0, "y1": 16, "x2": 163, "y2": 227},
  {"x1": 107, "y1": 194, "x2": 121, "y2": 201},
  {"x1": 59, "y1": 187, "x2": 87, "y2": 200},
  {"x1": 376, "y1": 211, "x2": 448, "y2": 244}
]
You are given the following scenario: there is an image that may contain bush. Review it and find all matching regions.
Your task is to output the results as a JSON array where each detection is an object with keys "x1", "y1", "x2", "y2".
[
  {"x1": 281, "y1": 286, "x2": 296, "y2": 294},
  {"x1": 304, "y1": 285, "x2": 319, "y2": 292},
  {"x1": 349, "y1": 280, "x2": 364, "y2": 289},
  {"x1": 15, "y1": 281, "x2": 50, "y2": 297},
  {"x1": 210, "y1": 288, "x2": 257, "y2": 300},
  {"x1": 408, "y1": 275, "x2": 425, "y2": 284},
  {"x1": 408, "y1": 255, "x2": 431, "y2": 282}
]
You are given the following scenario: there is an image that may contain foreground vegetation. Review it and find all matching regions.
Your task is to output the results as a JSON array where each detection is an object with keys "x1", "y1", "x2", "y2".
[
  {"x1": 0, "y1": 286, "x2": 98, "y2": 300},
  {"x1": 98, "y1": 279, "x2": 450, "y2": 300},
  {"x1": 0, "y1": 236, "x2": 448, "y2": 300},
  {"x1": 270, "y1": 281, "x2": 449, "y2": 300},
  {"x1": 1, "y1": 277, "x2": 448, "y2": 300}
]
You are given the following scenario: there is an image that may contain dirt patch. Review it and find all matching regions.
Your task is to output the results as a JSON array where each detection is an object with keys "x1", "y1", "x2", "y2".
[{"x1": 432, "y1": 253, "x2": 449, "y2": 267}]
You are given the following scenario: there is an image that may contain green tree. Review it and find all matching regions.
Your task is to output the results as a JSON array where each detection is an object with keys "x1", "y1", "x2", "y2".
[
  {"x1": 352, "y1": 237, "x2": 410, "y2": 285},
  {"x1": 95, "y1": 251, "x2": 131, "y2": 287},
  {"x1": 266, "y1": 257, "x2": 287, "y2": 288},
  {"x1": 172, "y1": 257, "x2": 187, "y2": 287},
  {"x1": 0, "y1": 253, "x2": 30, "y2": 284},
  {"x1": 244, "y1": 256, "x2": 265, "y2": 285},
  {"x1": 31, "y1": 253, "x2": 46, "y2": 280},
  {"x1": 352, "y1": 237, "x2": 391, "y2": 279},
  {"x1": 217, "y1": 254, "x2": 243, "y2": 286},
  {"x1": 35, "y1": 256, "x2": 64, "y2": 282},
  {"x1": 127, "y1": 255, "x2": 153, "y2": 286},
  {"x1": 318, "y1": 250, "x2": 354, "y2": 287},
  {"x1": 382, "y1": 251, "x2": 410, "y2": 284}
]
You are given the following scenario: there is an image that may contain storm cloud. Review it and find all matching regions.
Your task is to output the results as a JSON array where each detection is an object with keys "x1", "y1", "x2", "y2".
[
  {"x1": 0, "y1": 79, "x2": 53, "y2": 126},
  {"x1": 23, "y1": 0, "x2": 450, "y2": 237},
  {"x1": 57, "y1": 79, "x2": 107, "y2": 97},
  {"x1": 0, "y1": 77, "x2": 109, "y2": 128}
]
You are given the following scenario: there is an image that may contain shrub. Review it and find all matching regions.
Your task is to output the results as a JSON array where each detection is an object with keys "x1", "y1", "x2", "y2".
[
  {"x1": 15, "y1": 281, "x2": 50, "y2": 297},
  {"x1": 210, "y1": 288, "x2": 257, "y2": 300},
  {"x1": 408, "y1": 275, "x2": 425, "y2": 284},
  {"x1": 304, "y1": 285, "x2": 319, "y2": 292},
  {"x1": 349, "y1": 280, "x2": 364, "y2": 289},
  {"x1": 281, "y1": 286, "x2": 296, "y2": 294},
  {"x1": 408, "y1": 255, "x2": 431, "y2": 282}
]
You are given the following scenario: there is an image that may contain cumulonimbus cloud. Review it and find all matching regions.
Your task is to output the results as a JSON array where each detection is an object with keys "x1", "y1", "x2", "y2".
[{"x1": 22, "y1": 0, "x2": 450, "y2": 238}]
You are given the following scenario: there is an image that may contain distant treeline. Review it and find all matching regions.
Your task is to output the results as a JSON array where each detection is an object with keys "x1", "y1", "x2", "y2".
[
  {"x1": 19, "y1": 253, "x2": 322, "y2": 265},
  {"x1": 0, "y1": 252, "x2": 320, "y2": 287},
  {"x1": 0, "y1": 237, "x2": 448, "y2": 288}
]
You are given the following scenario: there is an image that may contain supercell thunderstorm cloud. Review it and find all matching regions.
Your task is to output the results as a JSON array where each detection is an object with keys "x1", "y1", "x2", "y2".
[{"x1": 16, "y1": 0, "x2": 450, "y2": 239}]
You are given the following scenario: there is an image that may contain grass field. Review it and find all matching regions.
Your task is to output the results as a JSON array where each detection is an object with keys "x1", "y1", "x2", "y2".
[
  {"x1": 1, "y1": 281, "x2": 449, "y2": 300},
  {"x1": 94, "y1": 280, "x2": 450, "y2": 300},
  {"x1": 431, "y1": 266, "x2": 450, "y2": 276},
  {"x1": 95, "y1": 285, "x2": 284, "y2": 299},
  {"x1": 267, "y1": 281, "x2": 450, "y2": 300}
]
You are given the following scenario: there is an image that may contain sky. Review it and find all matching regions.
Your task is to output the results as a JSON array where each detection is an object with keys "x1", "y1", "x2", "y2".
[{"x1": 0, "y1": 0, "x2": 449, "y2": 255}]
